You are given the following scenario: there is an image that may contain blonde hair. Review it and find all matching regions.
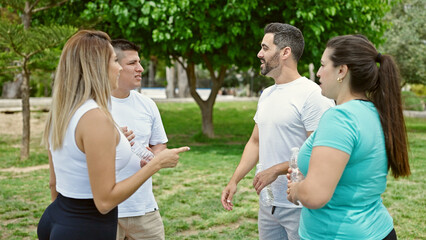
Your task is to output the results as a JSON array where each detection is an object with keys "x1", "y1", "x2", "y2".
[{"x1": 43, "y1": 30, "x2": 114, "y2": 150}]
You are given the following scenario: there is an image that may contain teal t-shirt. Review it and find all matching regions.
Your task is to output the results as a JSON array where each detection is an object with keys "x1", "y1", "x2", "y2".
[{"x1": 298, "y1": 100, "x2": 393, "y2": 239}]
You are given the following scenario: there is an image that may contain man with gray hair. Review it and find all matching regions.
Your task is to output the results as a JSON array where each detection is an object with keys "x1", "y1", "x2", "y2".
[{"x1": 221, "y1": 23, "x2": 334, "y2": 239}]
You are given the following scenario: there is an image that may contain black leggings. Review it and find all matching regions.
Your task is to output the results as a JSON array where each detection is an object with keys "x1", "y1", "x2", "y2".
[
  {"x1": 37, "y1": 193, "x2": 117, "y2": 240},
  {"x1": 383, "y1": 228, "x2": 397, "y2": 240}
]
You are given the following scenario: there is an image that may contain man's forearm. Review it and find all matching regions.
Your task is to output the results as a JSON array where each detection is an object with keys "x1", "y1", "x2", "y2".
[
  {"x1": 151, "y1": 143, "x2": 167, "y2": 154},
  {"x1": 270, "y1": 162, "x2": 290, "y2": 176},
  {"x1": 229, "y1": 141, "x2": 259, "y2": 185}
]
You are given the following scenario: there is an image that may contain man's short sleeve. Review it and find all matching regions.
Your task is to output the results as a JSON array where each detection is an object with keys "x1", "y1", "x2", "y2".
[
  {"x1": 301, "y1": 90, "x2": 334, "y2": 132},
  {"x1": 149, "y1": 101, "x2": 168, "y2": 145}
]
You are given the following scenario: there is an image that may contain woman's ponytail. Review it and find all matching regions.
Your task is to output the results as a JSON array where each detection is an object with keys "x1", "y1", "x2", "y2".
[
  {"x1": 327, "y1": 35, "x2": 410, "y2": 178},
  {"x1": 372, "y1": 54, "x2": 410, "y2": 178}
]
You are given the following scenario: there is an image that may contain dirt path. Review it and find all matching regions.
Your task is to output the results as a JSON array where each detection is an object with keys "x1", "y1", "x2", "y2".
[
  {"x1": 0, "y1": 164, "x2": 49, "y2": 173},
  {"x1": 0, "y1": 111, "x2": 47, "y2": 135},
  {"x1": 0, "y1": 112, "x2": 49, "y2": 173}
]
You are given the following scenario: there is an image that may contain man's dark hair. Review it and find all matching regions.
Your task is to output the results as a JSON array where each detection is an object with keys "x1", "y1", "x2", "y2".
[
  {"x1": 111, "y1": 39, "x2": 140, "y2": 52},
  {"x1": 111, "y1": 39, "x2": 140, "y2": 61},
  {"x1": 264, "y1": 23, "x2": 304, "y2": 62}
]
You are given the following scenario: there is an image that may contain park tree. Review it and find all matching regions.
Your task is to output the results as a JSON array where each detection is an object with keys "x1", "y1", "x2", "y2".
[
  {"x1": 73, "y1": 0, "x2": 391, "y2": 137},
  {"x1": 380, "y1": 0, "x2": 425, "y2": 86},
  {"x1": 0, "y1": 0, "x2": 75, "y2": 160}
]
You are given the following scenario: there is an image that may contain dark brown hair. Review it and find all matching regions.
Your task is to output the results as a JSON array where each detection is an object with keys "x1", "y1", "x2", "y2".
[
  {"x1": 264, "y1": 23, "x2": 304, "y2": 62},
  {"x1": 111, "y1": 39, "x2": 140, "y2": 52},
  {"x1": 326, "y1": 34, "x2": 410, "y2": 178},
  {"x1": 111, "y1": 39, "x2": 140, "y2": 62}
]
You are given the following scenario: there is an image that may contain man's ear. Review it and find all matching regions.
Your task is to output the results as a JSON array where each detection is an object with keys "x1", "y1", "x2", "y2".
[{"x1": 282, "y1": 47, "x2": 292, "y2": 60}]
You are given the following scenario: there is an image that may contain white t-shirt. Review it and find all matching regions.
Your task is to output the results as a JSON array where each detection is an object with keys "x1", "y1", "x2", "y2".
[
  {"x1": 111, "y1": 90, "x2": 168, "y2": 218},
  {"x1": 51, "y1": 99, "x2": 132, "y2": 199},
  {"x1": 254, "y1": 77, "x2": 334, "y2": 208}
]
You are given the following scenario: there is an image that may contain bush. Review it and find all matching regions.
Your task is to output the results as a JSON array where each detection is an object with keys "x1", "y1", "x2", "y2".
[
  {"x1": 410, "y1": 84, "x2": 426, "y2": 96},
  {"x1": 402, "y1": 91, "x2": 424, "y2": 111}
]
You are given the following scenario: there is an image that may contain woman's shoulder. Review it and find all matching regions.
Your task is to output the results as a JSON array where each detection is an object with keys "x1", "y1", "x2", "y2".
[
  {"x1": 77, "y1": 108, "x2": 117, "y2": 144},
  {"x1": 334, "y1": 100, "x2": 375, "y2": 116},
  {"x1": 74, "y1": 104, "x2": 116, "y2": 152},
  {"x1": 77, "y1": 100, "x2": 113, "y2": 130},
  {"x1": 321, "y1": 101, "x2": 374, "y2": 127},
  {"x1": 321, "y1": 104, "x2": 356, "y2": 121},
  {"x1": 75, "y1": 99, "x2": 100, "y2": 116},
  {"x1": 78, "y1": 108, "x2": 113, "y2": 133}
]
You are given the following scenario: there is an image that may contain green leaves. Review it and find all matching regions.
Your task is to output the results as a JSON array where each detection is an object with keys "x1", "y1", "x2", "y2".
[
  {"x1": 1, "y1": 0, "x2": 395, "y2": 97},
  {"x1": 278, "y1": 0, "x2": 391, "y2": 71},
  {"x1": 0, "y1": 21, "x2": 75, "y2": 57},
  {"x1": 77, "y1": 0, "x2": 391, "y2": 76},
  {"x1": 380, "y1": 0, "x2": 426, "y2": 85}
]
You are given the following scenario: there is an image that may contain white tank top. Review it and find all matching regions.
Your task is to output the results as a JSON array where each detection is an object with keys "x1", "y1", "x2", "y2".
[{"x1": 50, "y1": 99, "x2": 132, "y2": 199}]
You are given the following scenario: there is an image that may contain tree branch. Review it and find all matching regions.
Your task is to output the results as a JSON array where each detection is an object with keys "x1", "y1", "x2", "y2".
[
  {"x1": 4, "y1": 2, "x2": 24, "y2": 12},
  {"x1": 7, "y1": 33, "x2": 25, "y2": 58},
  {"x1": 27, "y1": 48, "x2": 44, "y2": 58},
  {"x1": 207, "y1": 65, "x2": 227, "y2": 103},
  {"x1": 186, "y1": 62, "x2": 204, "y2": 105},
  {"x1": 33, "y1": 0, "x2": 69, "y2": 13},
  {"x1": 0, "y1": 65, "x2": 21, "y2": 70},
  {"x1": 201, "y1": 54, "x2": 216, "y2": 81},
  {"x1": 27, "y1": 38, "x2": 64, "y2": 58},
  {"x1": 29, "y1": 0, "x2": 42, "y2": 12},
  {"x1": 217, "y1": 65, "x2": 227, "y2": 86},
  {"x1": 173, "y1": 55, "x2": 186, "y2": 70}
]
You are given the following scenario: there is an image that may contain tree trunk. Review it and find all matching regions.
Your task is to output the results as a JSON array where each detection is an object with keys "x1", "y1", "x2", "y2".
[
  {"x1": 23, "y1": 1, "x2": 32, "y2": 29},
  {"x1": 20, "y1": 59, "x2": 30, "y2": 160},
  {"x1": 2, "y1": 73, "x2": 23, "y2": 98},
  {"x1": 245, "y1": 84, "x2": 251, "y2": 97},
  {"x1": 165, "y1": 64, "x2": 176, "y2": 98},
  {"x1": 15, "y1": 0, "x2": 69, "y2": 159},
  {"x1": 176, "y1": 58, "x2": 189, "y2": 98},
  {"x1": 309, "y1": 63, "x2": 315, "y2": 81},
  {"x1": 200, "y1": 101, "x2": 214, "y2": 137},
  {"x1": 148, "y1": 56, "x2": 157, "y2": 88},
  {"x1": 17, "y1": 2, "x2": 33, "y2": 160},
  {"x1": 185, "y1": 63, "x2": 213, "y2": 137},
  {"x1": 184, "y1": 57, "x2": 227, "y2": 138}
]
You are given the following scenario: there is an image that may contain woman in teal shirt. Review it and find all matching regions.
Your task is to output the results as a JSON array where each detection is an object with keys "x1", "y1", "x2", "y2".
[{"x1": 287, "y1": 35, "x2": 411, "y2": 239}]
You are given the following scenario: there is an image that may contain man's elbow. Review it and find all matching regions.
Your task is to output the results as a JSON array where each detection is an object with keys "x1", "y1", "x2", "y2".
[{"x1": 49, "y1": 180, "x2": 56, "y2": 190}]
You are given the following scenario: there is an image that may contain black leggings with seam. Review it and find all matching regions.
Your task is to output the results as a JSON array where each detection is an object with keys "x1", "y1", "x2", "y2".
[
  {"x1": 37, "y1": 193, "x2": 117, "y2": 240},
  {"x1": 383, "y1": 228, "x2": 397, "y2": 240}
]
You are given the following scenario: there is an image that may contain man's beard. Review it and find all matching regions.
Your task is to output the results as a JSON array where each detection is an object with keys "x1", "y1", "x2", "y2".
[{"x1": 260, "y1": 51, "x2": 280, "y2": 76}]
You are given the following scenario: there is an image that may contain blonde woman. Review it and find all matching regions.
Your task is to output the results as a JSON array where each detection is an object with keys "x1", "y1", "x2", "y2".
[{"x1": 37, "y1": 30, "x2": 189, "y2": 240}]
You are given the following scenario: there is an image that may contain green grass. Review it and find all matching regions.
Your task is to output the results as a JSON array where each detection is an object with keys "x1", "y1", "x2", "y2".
[
  {"x1": 0, "y1": 100, "x2": 425, "y2": 239},
  {"x1": 382, "y1": 117, "x2": 426, "y2": 239}
]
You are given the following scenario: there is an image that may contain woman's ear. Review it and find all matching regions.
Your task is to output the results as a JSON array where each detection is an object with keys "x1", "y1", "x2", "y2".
[{"x1": 339, "y1": 64, "x2": 349, "y2": 79}]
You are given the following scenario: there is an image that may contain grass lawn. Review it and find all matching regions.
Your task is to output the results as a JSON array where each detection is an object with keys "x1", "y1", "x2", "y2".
[{"x1": 0, "y1": 100, "x2": 424, "y2": 239}]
